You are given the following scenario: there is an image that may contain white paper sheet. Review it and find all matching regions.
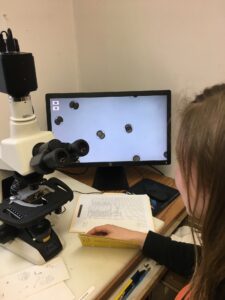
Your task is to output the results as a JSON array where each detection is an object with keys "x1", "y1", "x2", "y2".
[
  {"x1": 70, "y1": 193, "x2": 154, "y2": 233},
  {"x1": 0, "y1": 257, "x2": 69, "y2": 300},
  {"x1": 27, "y1": 282, "x2": 74, "y2": 300}
]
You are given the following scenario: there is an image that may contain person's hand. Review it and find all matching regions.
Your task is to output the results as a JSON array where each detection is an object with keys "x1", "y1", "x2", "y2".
[{"x1": 87, "y1": 224, "x2": 147, "y2": 248}]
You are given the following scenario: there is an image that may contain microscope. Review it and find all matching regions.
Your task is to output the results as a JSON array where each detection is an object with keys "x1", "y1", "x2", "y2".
[{"x1": 0, "y1": 29, "x2": 89, "y2": 264}]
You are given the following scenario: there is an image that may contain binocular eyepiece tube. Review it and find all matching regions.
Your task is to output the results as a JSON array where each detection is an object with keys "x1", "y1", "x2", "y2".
[{"x1": 31, "y1": 139, "x2": 89, "y2": 174}]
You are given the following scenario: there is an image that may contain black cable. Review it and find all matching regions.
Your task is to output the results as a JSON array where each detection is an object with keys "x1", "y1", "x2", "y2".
[
  {"x1": 0, "y1": 31, "x2": 8, "y2": 37},
  {"x1": 147, "y1": 165, "x2": 165, "y2": 176},
  {"x1": 0, "y1": 33, "x2": 6, "y2": 52},
  {"x1": 6, "y1": 28, "x2": 15, "y2": 51},
  {"x1": 0, "y1": 29, "x2": 19, "y2": 52},
  {"x1": 0, "y1": 31, "x2": 8, "y2": 52},
  {"x1": 14, "y1": 38, "x2": 20, "y2": 52}
]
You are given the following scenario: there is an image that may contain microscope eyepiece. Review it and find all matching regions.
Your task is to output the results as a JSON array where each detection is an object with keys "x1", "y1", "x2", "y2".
[
  {"x1": 70, "y1": 139, "x2": 89, "y2": 157},
  {"x1": 31, "y1": 138, "x2": 89, "y2": 174},
  {"x1": 42, "y1": 149, "x2": 70, "y2": 170}
]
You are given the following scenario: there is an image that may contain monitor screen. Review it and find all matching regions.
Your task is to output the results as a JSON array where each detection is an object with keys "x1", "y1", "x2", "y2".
[{"x1": 46, "y1": 91, "x2": 171, "y2": 190}]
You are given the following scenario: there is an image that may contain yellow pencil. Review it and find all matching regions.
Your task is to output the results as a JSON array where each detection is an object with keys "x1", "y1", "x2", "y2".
[{"x1": 113, "y1": 278, "x2": 133, "y2": 300}]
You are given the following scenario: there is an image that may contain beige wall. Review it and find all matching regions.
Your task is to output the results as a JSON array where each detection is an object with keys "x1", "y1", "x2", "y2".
[
  {"x1": 1, "y1": 1, "x2": 225, "y2": 178},
  {"x1": 72, "y1": 0, "x2": 225, "y2": 177},
  {"x1": 0, "y1": 0, "x2": 79, "y2": 139}
]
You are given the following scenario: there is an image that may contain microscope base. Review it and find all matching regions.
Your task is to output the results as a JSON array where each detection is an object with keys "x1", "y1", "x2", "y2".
[
  {"x1": 1, "y1": 230, "x2": 64, "y2": 265},
  {"x1": 1, "y1": 238, "x2": 46, "y2": 264}
]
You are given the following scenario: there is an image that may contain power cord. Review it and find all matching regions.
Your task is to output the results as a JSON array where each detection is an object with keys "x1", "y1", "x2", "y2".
[
  {"x1": 146, "y1": 165, "x2": 165, "y2": 176},
  {"x1": 0, "y1": 28, "x2": 20, "y2": 53}
]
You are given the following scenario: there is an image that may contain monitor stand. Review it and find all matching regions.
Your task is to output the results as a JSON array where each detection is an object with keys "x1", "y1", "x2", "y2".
[{"x1": 92, "y1": 166, "x2": 129, "y2": 191}]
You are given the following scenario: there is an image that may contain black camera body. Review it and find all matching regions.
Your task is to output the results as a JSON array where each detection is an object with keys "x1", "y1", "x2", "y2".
[{"x1": 0, "y1": 52, "x2": 37, "y2": 98}]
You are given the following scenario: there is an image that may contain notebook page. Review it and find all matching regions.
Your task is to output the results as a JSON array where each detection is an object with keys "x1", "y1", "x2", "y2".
[{"x1": 70, "y1": 193, "x2": 154, "y2": 233}]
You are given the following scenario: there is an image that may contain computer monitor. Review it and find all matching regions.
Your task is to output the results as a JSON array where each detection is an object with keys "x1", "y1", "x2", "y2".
[{"x1": 46, "y1": 90, "x2": 171, "y2": 190}]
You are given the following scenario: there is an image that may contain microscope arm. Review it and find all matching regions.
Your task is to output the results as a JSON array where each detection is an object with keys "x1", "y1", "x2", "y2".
[{"x1": 0, "y1": 28, "x2": 89, "y2": 263}]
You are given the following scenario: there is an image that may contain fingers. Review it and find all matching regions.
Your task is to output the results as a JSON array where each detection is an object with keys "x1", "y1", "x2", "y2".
[{"x1": 87, "y1": 225, "x2": 113, "y2": 236}]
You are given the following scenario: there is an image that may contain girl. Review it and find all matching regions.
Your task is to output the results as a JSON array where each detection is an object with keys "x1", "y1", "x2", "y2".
[{"x1": 88, "y1": 84, "x2": 225, "y2": 299}]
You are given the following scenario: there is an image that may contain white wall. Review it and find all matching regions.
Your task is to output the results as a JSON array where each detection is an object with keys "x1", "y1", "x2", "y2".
[
  {"x1": 0, "y1": 0, "x2": 79, "y2": 139},
  {"x1": 72, "y1": 0, "x2": 225, "y2": 177},
  {"x1": 1, "y1": 1, "x2": 225, "y2": 178}
]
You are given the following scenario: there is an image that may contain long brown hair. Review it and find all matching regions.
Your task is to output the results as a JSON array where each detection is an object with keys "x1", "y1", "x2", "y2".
[{"x1": 176, "y1": 84, "x2": 225, "y2": 299}]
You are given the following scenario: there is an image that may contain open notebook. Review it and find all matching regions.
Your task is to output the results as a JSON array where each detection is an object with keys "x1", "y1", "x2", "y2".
[{"x1": 70, "y1": 193, "x2": 164, "y2": 248}]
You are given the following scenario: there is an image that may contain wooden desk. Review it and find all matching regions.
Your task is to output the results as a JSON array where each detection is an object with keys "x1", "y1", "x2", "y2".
[{"x1": 64, "y1": 166, "x2": 186, "y2": 299}]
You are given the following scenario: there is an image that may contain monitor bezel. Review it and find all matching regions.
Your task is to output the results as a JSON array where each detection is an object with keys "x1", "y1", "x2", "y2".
[{"x1": 45, "y1": 90, "x2": 171, "y2": 167}]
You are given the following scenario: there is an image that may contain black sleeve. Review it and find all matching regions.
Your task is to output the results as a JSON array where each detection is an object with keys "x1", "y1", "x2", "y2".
[{"x1": 142, "y1": 231, "x2": 198, "y2": 277}]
